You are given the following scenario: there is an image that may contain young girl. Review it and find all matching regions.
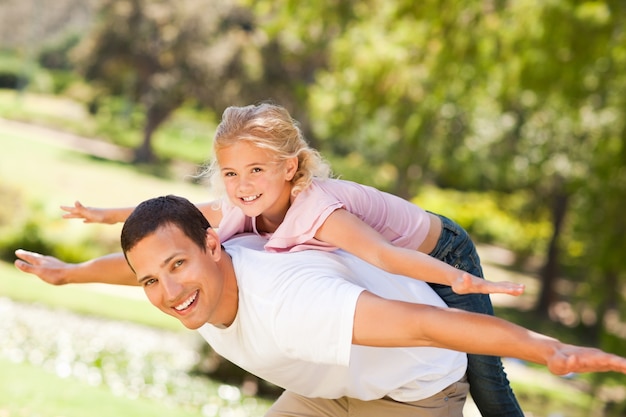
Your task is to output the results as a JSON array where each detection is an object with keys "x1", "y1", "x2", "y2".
[{"x1": 62, "y1": 103, "x2": 524, "y2": 416}]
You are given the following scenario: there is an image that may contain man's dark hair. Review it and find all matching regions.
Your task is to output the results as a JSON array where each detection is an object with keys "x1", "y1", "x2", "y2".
[{"x1": 121, "y1": 195, "x2": 211, "y2": 256}]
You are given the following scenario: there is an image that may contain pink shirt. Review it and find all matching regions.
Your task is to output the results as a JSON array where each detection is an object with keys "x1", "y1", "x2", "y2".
[{"x1": 217, "y1": 178, "x2": 431, "y2": 252}]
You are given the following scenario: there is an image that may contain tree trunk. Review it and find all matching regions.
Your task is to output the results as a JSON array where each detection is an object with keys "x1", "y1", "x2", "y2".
[
  {"x1": 133, "y1": 103, "x2": 176, "y2": 163},
  {"x1": 534, "y1": 188, "x2": 570, "y2": 316},
  {"x1": 589, "y1": 270, "x2": 618, "y2": 344}
]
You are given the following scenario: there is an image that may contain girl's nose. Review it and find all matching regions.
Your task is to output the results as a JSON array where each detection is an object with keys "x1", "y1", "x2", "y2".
[{"x1": 237, "y1": 175, "x2": 252, "y2": 190}]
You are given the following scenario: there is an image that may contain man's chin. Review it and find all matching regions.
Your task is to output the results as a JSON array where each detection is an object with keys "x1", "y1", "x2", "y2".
[
  {"x1": 161, "y1": 310, "x2": 204, "y2": 330},
  {"x1": 178, "y1": 317, "x2": 205, "y2": 330},
  {"x1": 182, "y1": 322, "x2": 203, "y2": 330}
]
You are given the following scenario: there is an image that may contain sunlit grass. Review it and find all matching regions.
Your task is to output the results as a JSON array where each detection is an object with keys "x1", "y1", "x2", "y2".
[
  {"x1": 0, "y1": 357, "x2": 207, "y2": 417},
  {"x1": 0, "y1": 88, "x2": 217, "y2": 164}
]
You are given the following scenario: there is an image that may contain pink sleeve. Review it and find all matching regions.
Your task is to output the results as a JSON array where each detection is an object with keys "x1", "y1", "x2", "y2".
[
  {"x1": 263, "y1": 184, "x2": 344, "y2": 253},
  {"x1": 215, "y1": 200, "x2": 253, "y2": 242}
]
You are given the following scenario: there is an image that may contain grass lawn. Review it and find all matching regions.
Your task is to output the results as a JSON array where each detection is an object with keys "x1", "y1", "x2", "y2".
[
  {"x1": 0, "y1": 116, "x2": 209, "y2": 208},
  {"x1": 0, "y1": 358, "x2": 208, "y2": 417}
]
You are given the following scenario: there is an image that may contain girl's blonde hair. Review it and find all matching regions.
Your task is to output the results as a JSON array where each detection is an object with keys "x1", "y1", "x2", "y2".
[{"x1": 204, "y1": 103, "x2": 331, "y2": 197}]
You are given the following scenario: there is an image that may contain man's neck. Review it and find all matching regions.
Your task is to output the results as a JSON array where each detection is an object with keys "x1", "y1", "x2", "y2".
[{"x1": 211, "y1": 250, "x2": 239, "y2": 328}]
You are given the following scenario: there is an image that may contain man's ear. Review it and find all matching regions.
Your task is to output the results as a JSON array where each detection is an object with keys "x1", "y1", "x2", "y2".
[
  {"x1": 284, "y1": 156, "x2": 298, "y2": 181},
  {"x1": 205, "y1": 228, "x2": 222, "y2": 261}
]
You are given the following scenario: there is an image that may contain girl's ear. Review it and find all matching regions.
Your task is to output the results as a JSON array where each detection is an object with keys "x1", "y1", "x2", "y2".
[{"x1": 284, "y1": 156, "x2": 298, "y2": 181}]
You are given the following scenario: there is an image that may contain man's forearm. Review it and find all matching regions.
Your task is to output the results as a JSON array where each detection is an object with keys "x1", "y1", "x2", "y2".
[
  {"x1": 14, "y1": 250, "x2": 139, "y2": 286},
  {"x1": 353, "y1": 291, "x2": 626, "y2": 375},
  {"x1": 75, "y1": 253, "x2": 139, "y2": 285}
]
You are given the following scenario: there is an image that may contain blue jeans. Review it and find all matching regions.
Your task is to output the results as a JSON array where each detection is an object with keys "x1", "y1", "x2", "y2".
[{"x1": 427, "y1": 213, "x2": 524, "y2": 417}]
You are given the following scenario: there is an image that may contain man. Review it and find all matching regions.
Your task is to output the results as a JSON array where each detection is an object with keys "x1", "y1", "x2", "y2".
[{"x1": 15, "y1": 195, "x2": 626, "y2": 417}]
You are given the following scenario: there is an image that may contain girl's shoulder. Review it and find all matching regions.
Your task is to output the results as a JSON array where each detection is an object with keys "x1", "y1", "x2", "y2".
[
  {"x1": 308, "y1": 177, "x2": 373, "y2": 197},
  {"x1": 308, "y1": 178, "x2": 384, "y2": 208}
]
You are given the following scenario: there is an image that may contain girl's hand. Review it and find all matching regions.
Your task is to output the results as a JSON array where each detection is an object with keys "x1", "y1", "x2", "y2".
[
  {"x1": 452, "y1": 273, "x2": 525, "y2": 296},
  {"x1": 61, "y1": 201, "x2": 116, "y2": 224}
]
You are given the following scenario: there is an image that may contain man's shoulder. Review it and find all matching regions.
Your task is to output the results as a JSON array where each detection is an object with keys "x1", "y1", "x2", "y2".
[
  {"x1": 226, "y1": 235, "x2": 353, "y2": 283},
  {"x1": 223, "y1": 233, "x2": 266, "y2": 251}
]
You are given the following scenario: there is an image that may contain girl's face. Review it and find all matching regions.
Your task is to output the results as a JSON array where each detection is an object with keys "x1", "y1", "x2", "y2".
[{"x1": 217, "y1": 141, "x2": 297, "y2": 224}]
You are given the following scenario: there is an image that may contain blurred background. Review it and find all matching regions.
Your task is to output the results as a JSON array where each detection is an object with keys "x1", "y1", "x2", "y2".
[{"x1": 0, "y1": 0, "x2": 625, "y2": 416}]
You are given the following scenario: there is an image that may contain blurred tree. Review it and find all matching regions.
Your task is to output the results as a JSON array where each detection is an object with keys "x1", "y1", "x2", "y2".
[
  {"x1": 309, "y1": 0, "x2": 500, "y2": 197},
  {"x1": 72, "y1": 0, "x2": 256, "y2": 162},
  {"x1": 474, "y1": 0, "x2": 626, "y2": 319},
  {"x1": 239, "y1": 0, "x2": 358, "y2": 148},
  {"x1": 308, "y1": 0, "x2": 626, "y2": 324},
  {"x1": 566, "y1": 0, "x2": 626, "y2": 344}
]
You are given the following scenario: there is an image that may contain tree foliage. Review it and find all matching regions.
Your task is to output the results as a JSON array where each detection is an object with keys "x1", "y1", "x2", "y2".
[
  {"x1": 72, "y1": 0, "x2": 257, "y2": 162},
  {"x1": 304, "y1": 0, "x2": 626, "y2": 331}
]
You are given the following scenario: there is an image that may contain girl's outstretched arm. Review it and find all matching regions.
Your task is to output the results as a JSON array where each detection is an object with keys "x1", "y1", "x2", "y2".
[
  {"x1": 61, "y1": 200, "x2": 133, "y2": 224},
  {"x1": 316, "y1": 209, "x2": 525, "y2": 296},
  {"x1": 61, "y1": 200, "x2": 224, "y2": 226}
]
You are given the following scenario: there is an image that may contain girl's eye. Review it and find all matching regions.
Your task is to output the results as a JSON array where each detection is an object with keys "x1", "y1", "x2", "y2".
[
  {"x1": 251, "y1": 167, "x2": 262, "y2": 173},
  {"x1": 223, "y1": 171, "x2": 236, "y2": 177}
]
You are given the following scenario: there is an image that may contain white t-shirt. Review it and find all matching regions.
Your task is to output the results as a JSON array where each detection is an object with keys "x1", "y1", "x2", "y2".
[{"x1": 197, "y1": 234, "x2": 467, "y2": 402}]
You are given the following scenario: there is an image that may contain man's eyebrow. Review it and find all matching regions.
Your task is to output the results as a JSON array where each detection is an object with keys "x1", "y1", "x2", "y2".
[{"x1": 136, "y1": 254, "x2": 178, "y2": 284}]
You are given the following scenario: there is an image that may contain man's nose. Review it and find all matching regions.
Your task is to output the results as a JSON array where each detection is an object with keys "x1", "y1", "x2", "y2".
[{"x1": 162, "y1": 276, "x2": 183, "y2": 302}]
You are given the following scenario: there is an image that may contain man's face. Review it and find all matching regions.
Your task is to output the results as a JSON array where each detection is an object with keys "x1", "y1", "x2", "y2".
[{"x1": 126, "y1": 224, "x2": 226, "y2": 330}]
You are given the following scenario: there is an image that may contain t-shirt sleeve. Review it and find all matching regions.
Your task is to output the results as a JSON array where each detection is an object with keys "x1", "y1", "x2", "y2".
[{"x1": 264, "y1": 183, "x2": 344, "y2": 252}]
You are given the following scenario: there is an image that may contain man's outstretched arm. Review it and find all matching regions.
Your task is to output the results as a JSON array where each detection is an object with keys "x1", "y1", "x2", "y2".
[
  {"x1": 353, "y1": 291, "x2": 626, "y2": 376},
  {"x1": 14, "y1": 250, "x2": 139, "y2": 286}
]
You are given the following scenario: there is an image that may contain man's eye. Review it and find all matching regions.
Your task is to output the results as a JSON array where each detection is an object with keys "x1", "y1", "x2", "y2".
[
  {"x1": 144, "y1": 278, "x2": 157, "y2": 286},
  {"x1": 174, "y1": 260, "x2": 184, "y2": 268}
]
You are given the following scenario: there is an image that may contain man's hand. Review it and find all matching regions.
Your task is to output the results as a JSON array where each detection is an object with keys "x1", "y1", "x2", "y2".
[
  {"x1": 14, "y1": 249, "x2": 75, "y2": 285},
  {"x1": 546, "y1": 343, "x2": 626, "y2": 376}
]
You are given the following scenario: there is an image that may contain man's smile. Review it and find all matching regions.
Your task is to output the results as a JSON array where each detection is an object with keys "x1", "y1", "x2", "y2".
[{"x1": 175, "y1": 290, "x2": 198, "y2": 311}]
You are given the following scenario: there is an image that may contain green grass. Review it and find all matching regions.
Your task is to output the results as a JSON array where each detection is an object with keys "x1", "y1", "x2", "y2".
[
  {"x1": 0, "y1": 116, "x2": 209, "y2": 207},
  {"x1": 0, "y1": 89, "x2": 217, "y2": 164},
  {"x1": 509, "y1": 379, "x2": 596, "y2": 417},
  {"x1": 0, "y1": 357, "x2": 206, "y2": 417}
]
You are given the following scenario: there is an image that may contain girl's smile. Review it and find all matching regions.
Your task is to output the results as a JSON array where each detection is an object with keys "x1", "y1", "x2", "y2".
[{"x1": 241, "y1": 194, "x2": 261, "y2": 203}]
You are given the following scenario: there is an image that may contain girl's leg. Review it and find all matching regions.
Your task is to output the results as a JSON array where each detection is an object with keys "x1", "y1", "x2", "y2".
[{"x1": 427, "y1": 213, "x2": 524, "y2": 417}]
